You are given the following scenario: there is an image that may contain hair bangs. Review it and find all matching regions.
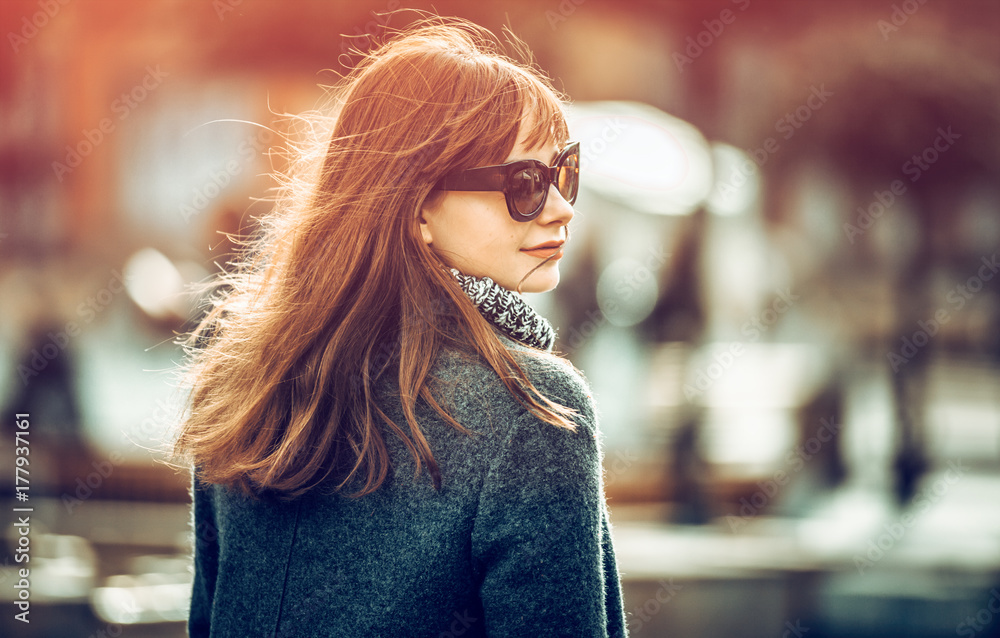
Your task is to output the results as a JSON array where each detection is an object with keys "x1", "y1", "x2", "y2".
[{"x1": 512, "y1": 67, "x2": 570, "y2": 154}]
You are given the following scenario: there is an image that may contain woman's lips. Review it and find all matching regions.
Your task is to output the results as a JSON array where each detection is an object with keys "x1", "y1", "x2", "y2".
[{"x1": 521, "y1": 246, "x2": 564, "y2": 259}]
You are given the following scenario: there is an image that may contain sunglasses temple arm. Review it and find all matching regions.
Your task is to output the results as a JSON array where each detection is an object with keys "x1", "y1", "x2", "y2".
[{"x1": 435, "y1": 167, "x2": 507, "y2": 192}]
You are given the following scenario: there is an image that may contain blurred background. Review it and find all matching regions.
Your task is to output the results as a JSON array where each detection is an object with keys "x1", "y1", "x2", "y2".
[{"x1": 2, "y1": 0, "x2": 999, "y2": 636}]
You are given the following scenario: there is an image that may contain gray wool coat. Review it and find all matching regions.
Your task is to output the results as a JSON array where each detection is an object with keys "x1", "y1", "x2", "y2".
[{"x1": 187, "y1": 329, "x2": 629, "y2": 637}]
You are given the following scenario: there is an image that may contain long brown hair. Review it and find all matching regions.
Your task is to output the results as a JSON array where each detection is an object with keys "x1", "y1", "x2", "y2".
[{"x1": 172, "y1": 16, "x2": 582, "y2": 499}]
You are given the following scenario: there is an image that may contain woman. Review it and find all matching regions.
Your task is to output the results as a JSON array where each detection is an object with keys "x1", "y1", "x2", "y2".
[{"x1": 175, "y1": 15, "x2": 628, "y2": 637}]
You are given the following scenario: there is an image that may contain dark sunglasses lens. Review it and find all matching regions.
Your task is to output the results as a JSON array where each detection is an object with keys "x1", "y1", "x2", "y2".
[
  {"x1": 556, "y1": 151, "x2": 580, "y2": 204},
  {"x1": 510, "y1": 167, "x2": 547, "y2": 218}
]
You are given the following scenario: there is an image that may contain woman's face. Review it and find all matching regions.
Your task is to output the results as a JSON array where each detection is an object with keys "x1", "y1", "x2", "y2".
[{"x1": 418, "y1": 125, "x2": 575, "y2": 294}]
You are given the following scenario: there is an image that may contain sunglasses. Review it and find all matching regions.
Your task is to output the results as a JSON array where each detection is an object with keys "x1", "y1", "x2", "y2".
[{"x1": 433, "y1": 141, "x2": 580, "y2": 222}]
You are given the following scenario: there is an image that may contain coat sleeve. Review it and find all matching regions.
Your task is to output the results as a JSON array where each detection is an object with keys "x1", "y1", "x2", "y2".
[
  {"x1": 470, "y1": 366, "x2": 628, "y2": 637},
  {"x1": 188, "y1": 469, "x2": 220, "y2": 637}
]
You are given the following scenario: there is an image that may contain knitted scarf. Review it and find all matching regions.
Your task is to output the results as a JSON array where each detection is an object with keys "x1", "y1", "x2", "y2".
[{"x1": 449, "y1": 267, "x2": 556, "y2": 353}]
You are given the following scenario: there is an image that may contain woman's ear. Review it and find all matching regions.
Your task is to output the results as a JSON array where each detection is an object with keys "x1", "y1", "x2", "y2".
[
  {"x1": 418, "y1": 212, "x2": 434, "y2": 246},
  {"x1": 419, "y1": 211, "x2": 434, "y2": 246},
  {"x1": 418, "y1": 192, "x2": 443, "y2": 246}
]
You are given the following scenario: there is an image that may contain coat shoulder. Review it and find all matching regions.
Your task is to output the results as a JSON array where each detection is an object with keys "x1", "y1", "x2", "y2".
[{"x1": 429, "y1": 335, "x2": 599, "y2": 438}]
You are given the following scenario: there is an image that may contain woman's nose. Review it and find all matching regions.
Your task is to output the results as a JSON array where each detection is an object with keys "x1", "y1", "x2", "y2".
[{"x1": 537, "y1": 183, "x2": 575, "y2": 226}]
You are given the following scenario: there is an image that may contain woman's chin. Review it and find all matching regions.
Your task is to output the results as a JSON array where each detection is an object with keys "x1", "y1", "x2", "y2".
[{"x1": 518, "y1": 267, "x2": 560, "y2": 294}]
